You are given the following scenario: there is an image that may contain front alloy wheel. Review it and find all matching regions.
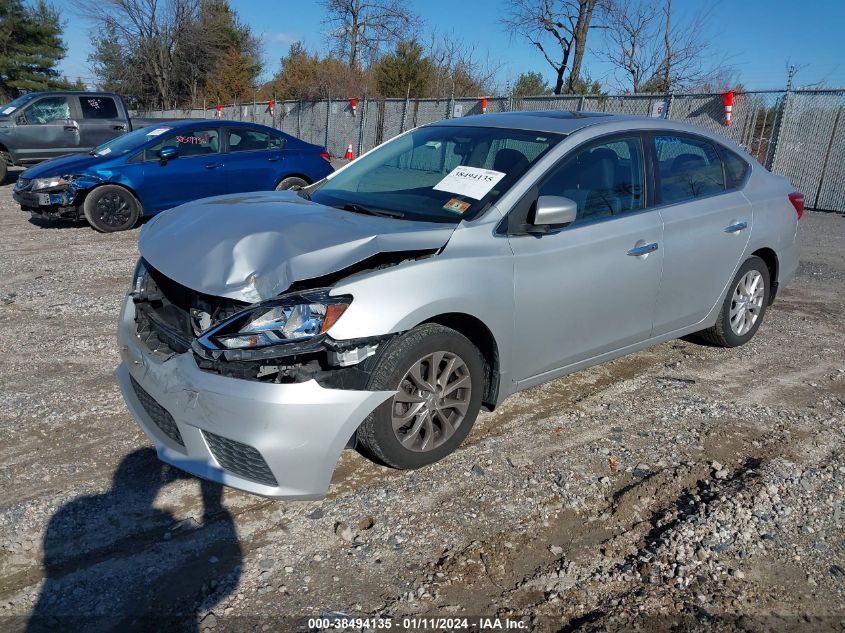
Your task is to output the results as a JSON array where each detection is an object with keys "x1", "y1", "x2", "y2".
[
  {"x1": 357, "y1": 323, "x2": 484, "y2": 469},
  {"x1": 392, "y1": 351, "x2": 472, "y2": 452}
]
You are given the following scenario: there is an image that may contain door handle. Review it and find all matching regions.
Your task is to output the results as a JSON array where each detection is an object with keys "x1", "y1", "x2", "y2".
[
  {"x1": 627, "y1": 242, "x2": 659, "y2": 257},
  {"x1": 205, "y1": 163, "x2": 223, "y2": 169},
  {"x1": 724, "y1": 221, "x2": 748, "y2": 233},
  {"x1": 112, "y1": 125, "x2": 126, "y2": 131},
  {"x1": 63, "y1": 124, "x2": 78, "y2": 132}
]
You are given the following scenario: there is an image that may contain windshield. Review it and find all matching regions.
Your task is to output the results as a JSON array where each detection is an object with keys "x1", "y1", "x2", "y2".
[
  {"x1": 91, "y1": 125, "x2": 172, "y2": 157},
  {"x1": 309, "y1": 125, "x2": 562, "y2": 223},
  {"x1": 0, "y1": 93, "x2": 38, "y2": 116}
]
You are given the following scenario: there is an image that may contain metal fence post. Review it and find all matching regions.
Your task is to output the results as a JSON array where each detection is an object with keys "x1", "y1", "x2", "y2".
[
  {"x1": 297, "y1": 100, "x2": 302, "y2": 138},
  {"x1": 665, "y1": 93, "x2": 675, "y2": 119},
  {"x1": 357, "y1": 94, "x2": 367, "y2": 156},
  {"x1": 578, "y1": 96, "x2": 585, "y2": 111},
  {"x1": 325, "y1": 95, "x2": 331, "y2": 150}
]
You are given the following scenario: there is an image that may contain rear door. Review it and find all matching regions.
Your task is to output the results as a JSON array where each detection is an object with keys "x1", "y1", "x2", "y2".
[
  {"x1": 220, "y1": 127, "x2": 285, "y2": 193},
  {"x1": 140, "y1": 127, "x2": 225, "y2": 213},
  {"x1": 13, "y1": 95, "x2": 79, "y2": 162},
  {"x1": 508, "y1": 133, "x2": 664, "y2": 384},
  {"x1": 76, "y1": 95, "x2": 127, "y2": 149},
  {"x1": 650, "y1": 133, "x2": 752, "y2": 335}
]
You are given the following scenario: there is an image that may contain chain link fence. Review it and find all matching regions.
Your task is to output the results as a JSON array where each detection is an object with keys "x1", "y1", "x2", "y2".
[{"x1": 136, "y1": 88, "x2": 845, "y2": 212}]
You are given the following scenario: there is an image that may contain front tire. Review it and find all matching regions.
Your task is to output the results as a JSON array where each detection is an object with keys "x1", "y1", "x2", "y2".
[
  {"x1": 83, "y1": 185, "x2": 141, "y2": 233},
  {"x1": 698, "y1": 256, "x2": 770, "y2": 347},
  {"x1": 275, "y1": 176, "x2": 308, "y2": 191},
  {"x1": 356, "y1": 324, "x2": 484, "y2": 469},
  {"x1": 0, "y1": 158, "x2": 7, "y2": 185}
]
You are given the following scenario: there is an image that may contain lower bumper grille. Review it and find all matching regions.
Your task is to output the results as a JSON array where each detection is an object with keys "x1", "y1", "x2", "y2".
[
  {"x1": 130, "y1": 376, "x2": 184, "y2": 448},
  {"x1": 203, "y1": 431, "x2": 278, "y2": 487}
]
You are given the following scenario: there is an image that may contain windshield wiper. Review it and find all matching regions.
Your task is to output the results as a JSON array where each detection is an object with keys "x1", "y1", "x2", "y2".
[{"x1": 340, "y1": 203, "x2": 405, "y2": 219}]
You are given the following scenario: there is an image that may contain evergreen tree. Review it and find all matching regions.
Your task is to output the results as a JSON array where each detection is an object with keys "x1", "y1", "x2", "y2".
[
  {"x1": 0, "y1": 0, "x2": 70, "y2": 98},
  {"x1": 512, "y1": 71, "x2": 551, "y2": 97},
  {"x1": 374, "y1": 40, "x2": 433, "y2": 98}
]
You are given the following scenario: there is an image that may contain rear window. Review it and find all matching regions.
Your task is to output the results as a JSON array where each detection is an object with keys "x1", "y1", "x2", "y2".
[
  {"x1": 721, "y1": 149, "x2": 750, "y2": 189},
  {"x1": 655, "y1": 135, "x2": 725, "y2": 205},
  {"x1": 227, "y1": 128, "x2": 284, "y2": 152},
  {"x1": 80, "y1": 96, "x2": 119, "y2": 119}
]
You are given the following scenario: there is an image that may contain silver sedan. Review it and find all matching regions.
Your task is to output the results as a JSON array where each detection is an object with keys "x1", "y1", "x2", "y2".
[{"x1": 117, "y1": 111, "x2": 802, "y2": 498}]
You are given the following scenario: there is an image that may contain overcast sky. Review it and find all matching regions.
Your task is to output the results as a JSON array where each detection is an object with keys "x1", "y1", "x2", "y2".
[{"x1": 54, "y1": 0, "x2": 845, "y2": 93}]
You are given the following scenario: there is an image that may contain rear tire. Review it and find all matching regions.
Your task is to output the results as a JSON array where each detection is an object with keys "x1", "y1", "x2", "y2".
[
  {"x1": 83, "y1": 185, "x2": 141, "y2": 233},
  {"x1": 698, "y1": 256, "x2": 770, "y2": 348},
  {"x1": 275, "y1": 176, "x2": 308, "y2": 191},
  {"x1": 356, "y1": 324, "x2": 484, "y2": 470}
]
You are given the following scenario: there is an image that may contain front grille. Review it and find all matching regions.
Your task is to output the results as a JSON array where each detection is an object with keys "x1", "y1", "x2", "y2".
[
  {"x1": 203, "y1": 430, "x2": 278, "y2": 487},
  {"x1": 133, "y1": 263, "x2": 247, "y2": 356},
  {"x1": 130, "y1": 376, "x2": 184, "y2": 448}
]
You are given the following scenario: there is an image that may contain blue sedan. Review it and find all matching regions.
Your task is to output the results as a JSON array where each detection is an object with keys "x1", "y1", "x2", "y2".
[{"x1": 12, "y1": 120, "x2": 334, "y2": 232}]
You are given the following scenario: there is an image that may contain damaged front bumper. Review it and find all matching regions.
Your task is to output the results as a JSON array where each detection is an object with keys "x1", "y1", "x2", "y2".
[
  {"x1": 116, "y1": 296, "x2": 394, "y2": 499},
  {"x1": 13, "y1": 188, "x2": 81, "y2": 219}
]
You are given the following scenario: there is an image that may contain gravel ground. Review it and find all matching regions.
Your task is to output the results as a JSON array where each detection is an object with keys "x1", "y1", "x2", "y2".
[{"x1": 0, "y1": 172, "x2": 844, "y2": 632}]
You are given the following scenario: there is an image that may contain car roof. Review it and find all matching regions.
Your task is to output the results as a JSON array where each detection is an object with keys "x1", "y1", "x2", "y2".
[
  {"x1": 151, "y1": 119, "x2": 279, "y2": 131},
  {"x1": 433, "y1": 111, "x2": 638, "y2": 134},
  {"x1": 431, "y1": 110, "x2": 750, "y2": 153}
]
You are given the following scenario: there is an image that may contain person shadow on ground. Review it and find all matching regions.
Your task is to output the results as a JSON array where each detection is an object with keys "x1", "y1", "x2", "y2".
[{"x1": 26, "y1": 448, "x2": 242, "y2": 633}]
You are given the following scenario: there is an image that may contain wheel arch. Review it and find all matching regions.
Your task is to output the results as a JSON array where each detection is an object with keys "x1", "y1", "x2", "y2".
[
  {"x1": 420, "y1": 312, "x2": 501, "y2": 411},
  {"x1": 275, "y1": 173, "x2": 313, "y2": 188},
  {"x1": 750, "y1": 247, "x2": 779, "y2": 304},
  {"x1": 83, "y1": 181, "x2": 144, "y2": 212}
]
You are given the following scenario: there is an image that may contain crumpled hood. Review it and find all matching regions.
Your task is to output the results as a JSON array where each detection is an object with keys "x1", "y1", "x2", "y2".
[
  {"x1": 139, "y1": 191, "x2": 457, "y2": 302},
  {"x1": 21, "y1": 152, "x2": 110, "y2": 178}
]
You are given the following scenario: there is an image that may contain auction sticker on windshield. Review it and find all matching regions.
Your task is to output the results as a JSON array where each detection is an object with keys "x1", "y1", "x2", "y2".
[
  {"x1": 145, "y1": 127, "x2": 171, "y2": 137},
  {"x1": 434, "y1": 166, "x2": 505, "y2": 200}
]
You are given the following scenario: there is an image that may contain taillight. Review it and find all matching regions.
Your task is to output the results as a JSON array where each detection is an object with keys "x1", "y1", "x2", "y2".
[
  {"x1": 320, "y1": 151, "x2": 331, "y2": 162},
  {"x1": 788, "y1": 191, "x2": 804, "y2": 220}
]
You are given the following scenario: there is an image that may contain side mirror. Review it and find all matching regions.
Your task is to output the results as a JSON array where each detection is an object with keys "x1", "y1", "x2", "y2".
[
  {"x1": 530, "y1": 195, "x2": 577, "y2": 232},
  {"x1": 157, "y1": 146, "x2": 179, "y2": 162}
]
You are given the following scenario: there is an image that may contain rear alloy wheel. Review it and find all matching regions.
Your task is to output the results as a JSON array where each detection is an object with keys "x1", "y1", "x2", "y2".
[
  {"x1": 698, "y1": 256, "x2": 770, "y2": 347},
  {"x1": 83, "y1": 185, "x2": 141, "y2": 232},
  {"x1": 275, "y1": 176, "x2": 308, "y2": 191},
  {"x1": 356, "y1": 324, "x2": 484, "y2": 469}
]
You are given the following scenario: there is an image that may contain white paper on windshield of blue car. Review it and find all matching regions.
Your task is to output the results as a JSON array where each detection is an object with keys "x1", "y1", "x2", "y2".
[
  {"x1": 433, "y1": 166, "x2": 506, "y2": 200},
  {"x1": 145, "y1": 127, "x2": 171, "y2": 137},
  {"x1": 2, "y1": 106, "x2": 15, "y2": 114}
]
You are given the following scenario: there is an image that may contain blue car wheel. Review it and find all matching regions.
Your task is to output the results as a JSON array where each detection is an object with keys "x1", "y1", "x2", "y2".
[
  {"x1": 83, "y1": 185, "x2": 141, "y2": 233},
  {"x1": 275, "y1": 176, "x2": 309, "y2": 191}
]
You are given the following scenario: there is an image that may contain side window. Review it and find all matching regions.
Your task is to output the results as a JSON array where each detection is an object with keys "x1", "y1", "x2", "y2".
[
  {"x1": 721, "y1": 148, "x2": 750, "y2": 189},
  {"x1": 146, "y1": 129, "x2": 220, "y2": 159},
  {"x1": 23, "y1": 97, "x2": 71, "y2": 124},
  {"x1": 539, "y1": 136, "x2": 645, "y2": 224},
  {"x1": 227, "y1": 128, "x2": 277, "y2": 152},
  {"x1": 80, "y1": 96, "x2": 119, "y2": 120},
  {"x1": 655, "y1": 135, "x2": 725, "y2": 204}
]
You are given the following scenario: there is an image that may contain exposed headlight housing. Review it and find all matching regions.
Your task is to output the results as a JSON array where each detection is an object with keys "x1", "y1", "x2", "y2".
[
  {"x1": 131, "y1": 258, "x2": 150, "y2": 295},
  {"x1": 30, "y1": 175, "x2": 74, "y2": 191},
  {"x1": 197, "y1": 290, "x2": 351, "y2": 351}
]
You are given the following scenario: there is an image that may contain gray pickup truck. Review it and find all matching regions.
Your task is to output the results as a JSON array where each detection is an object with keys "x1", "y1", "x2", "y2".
[{"x1": 0, "y1": 91, "x2": 162, "y2": 183}]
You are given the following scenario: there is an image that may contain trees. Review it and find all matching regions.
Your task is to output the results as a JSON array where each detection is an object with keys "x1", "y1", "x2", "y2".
[
  {"x1": 602, "y1": 0, "x2": 721, "y2": 93},
  {"x1": 320, "y1": 0, "x2": 416, "y2": 69},
  {"x1": 85, "y1": 0, "x2": 261, "y2": 107},
  {"x1": 503, "y1": 0, "x2": 603, "y2": 95},
  {"x1": 513, "y1": 71, "x2": 551, "y2": 96},
  {"x1": 0, "y1": 0, "x2": 72, "y2": 98},
  {"x1": 373, "y1": 40, "x2": 434, "y2": 98}
]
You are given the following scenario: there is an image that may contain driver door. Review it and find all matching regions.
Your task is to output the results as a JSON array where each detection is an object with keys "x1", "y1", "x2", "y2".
[
  {"x1": 140, "y1": 127, "x2": 226, "y2": 213},
  {"x1": 508, "y1": 134, "x2": 664, "y2": 386},
  {"x1": 15, "y1": 95, "x2": 80, "y2": 162}
]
